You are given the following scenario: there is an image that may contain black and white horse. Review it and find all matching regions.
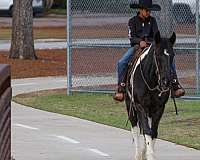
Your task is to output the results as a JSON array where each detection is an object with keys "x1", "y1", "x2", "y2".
[{"x1": 125, "y1": 31, "x2": 176, "y2": 160}]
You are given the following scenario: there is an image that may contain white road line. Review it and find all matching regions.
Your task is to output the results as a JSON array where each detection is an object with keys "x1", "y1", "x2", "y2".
[
  {"x1": 89, "y1": 148, "x2": 110, "y2": 157},
  {"x1": 12, "y1": 83, "x2": 37, "y2": 87},
  {"x1": 56, "y1": 136, "x2": 80, "y2": 144},
  {"x1": 13, "y1": 123, "x2": 39, "y2": 130}
]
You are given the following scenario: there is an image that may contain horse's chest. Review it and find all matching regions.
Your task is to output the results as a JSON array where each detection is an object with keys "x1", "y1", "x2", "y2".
[{"x1": 138, "y1": 94, "x2": 163, "y2": 110}]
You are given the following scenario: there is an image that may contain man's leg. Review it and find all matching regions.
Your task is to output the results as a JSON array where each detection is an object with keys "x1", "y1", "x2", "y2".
[
  {"x1": 113, "y1": 47, "x2": 134, "y2": 101},
  {"x1": 171, "y1": 59, "x2": 185, "y2": 98}
]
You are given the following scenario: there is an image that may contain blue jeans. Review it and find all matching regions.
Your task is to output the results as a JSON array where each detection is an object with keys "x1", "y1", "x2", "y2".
[
  {"x1": 117, "y1": 47, "x2": 177, "y2": 85},
  {"x1": 171, "y1": 59, "x2": 176, "y2": 76},
  {"x1": 117, "y1": 47, "x2": 134, "y2": 84}
]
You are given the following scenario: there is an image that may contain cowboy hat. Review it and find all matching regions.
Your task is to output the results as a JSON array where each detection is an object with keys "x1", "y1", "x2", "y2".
[{"x1": 130, "y1": 0, "x2": 161, "y2": 11}]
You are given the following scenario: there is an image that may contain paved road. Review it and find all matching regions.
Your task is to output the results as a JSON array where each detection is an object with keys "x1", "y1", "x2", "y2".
[{"x1": 12, "y1": 76, "x2": 200, "y2": 160}]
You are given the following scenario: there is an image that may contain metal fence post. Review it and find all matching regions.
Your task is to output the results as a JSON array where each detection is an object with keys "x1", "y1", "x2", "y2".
[
  {"x1": 67, "y1": 0, "x2": 72, "y2": 95},
  {"x1": 196, "y1": 0, "x2": 199, "y2": 95}
]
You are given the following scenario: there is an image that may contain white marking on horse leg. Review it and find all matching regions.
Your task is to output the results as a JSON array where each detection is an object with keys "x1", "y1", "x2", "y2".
[
  {"x1": 140, "y1": 138, "x2": 147, "y2": 160},
  {"x1": 131, "y1": 126, "x2": 145, "y2": 160},
  {"x1": 152, "y1": 139, "x2": 156, "y2": 150},
  {"x1": 131, "y1": 126, "x2": 142, "y2": 160},
  {"x1": 164, "y1": 49, "x2": 169, "y2": 56},
  {"x1": 131, "y1": 126, "x2": 140, "y2": 153},
  {"x1": 145, "y1": 135, "x2": 155, "y2": 160},
  {"x1": 147, "y1": 117, "x2": 152, "y2": 128}
]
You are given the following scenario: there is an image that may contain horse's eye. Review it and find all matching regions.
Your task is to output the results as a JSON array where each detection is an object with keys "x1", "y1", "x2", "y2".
[{"x1": 164, "y1": 49, "x2": 169, "y2": 56}]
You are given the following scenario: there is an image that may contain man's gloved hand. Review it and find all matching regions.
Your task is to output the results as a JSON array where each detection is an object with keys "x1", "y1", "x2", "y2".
[{"x1": 139, "y1": 41, "x2": 147, "y2": 49}]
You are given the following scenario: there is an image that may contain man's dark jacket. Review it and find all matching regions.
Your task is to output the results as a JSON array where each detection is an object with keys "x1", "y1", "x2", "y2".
[{"x1": 128, "y1": 14, "x2": 158, "y2": 47}]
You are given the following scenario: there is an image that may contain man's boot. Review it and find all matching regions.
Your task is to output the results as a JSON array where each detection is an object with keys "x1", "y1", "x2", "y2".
[
  {"x1": 113, "y1": 83, "x2": 126, "y2": 102},
  {"x1": 171, "y1": 77, "x2": 185, "y2": 98}
]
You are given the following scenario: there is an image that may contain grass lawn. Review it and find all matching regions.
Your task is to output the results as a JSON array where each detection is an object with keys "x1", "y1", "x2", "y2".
[
  {"x1": 47, "y1": 9, "x2": 66, "y2": 15},
  {"x1": 0, "y1": 28, "x2": 66, "y2": 40},
  {"x1": 13, "y1": 91, "x2": 200, "y2": 150},
  {"x1": 0, "y1": 28, "x2": 11, "y2": 40}
]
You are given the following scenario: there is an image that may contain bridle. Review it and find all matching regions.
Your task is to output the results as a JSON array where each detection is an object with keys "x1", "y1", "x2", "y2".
[{"x1": 139, "y1": 50, "x2": 170, "y2": 96}]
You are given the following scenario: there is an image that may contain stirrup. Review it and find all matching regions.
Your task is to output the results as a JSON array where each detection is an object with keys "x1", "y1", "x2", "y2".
[
  {"x1": 171, "y1": 80, "x2": 185, "y2": 98},
  {"x1": 113, "y1": 83, "x2": 126, "y2": 102},
  {"x1": 118, "y1": 83, "x2": 126, "y2": 93}
]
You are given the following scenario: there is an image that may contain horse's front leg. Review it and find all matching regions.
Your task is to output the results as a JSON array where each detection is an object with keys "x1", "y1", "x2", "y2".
[
  {"x1": 137, "y1": 109, "x2": 155, "y2": 160},
  {"x1": 125, "y1": 99, "x2": 144, "y2": 160},
  {"x1": 128, "y1": 109, "x2": 143, "y2": 160},
  {"x1": 131, "y1": 125, "x2": 146, "y2": 160},
  {"x1": 151, "y1": 105, "x2": 165, "y2": 140},
  {"x1": 144, "y1": 134, "x2": 155, "y2": 160},
  {"x1": 149, "y1": 105, "x2": 165, "y2": 158}
]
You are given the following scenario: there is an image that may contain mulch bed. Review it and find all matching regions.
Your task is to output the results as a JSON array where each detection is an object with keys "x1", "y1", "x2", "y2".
[
  {"x1": 0, "y1": 48, "x2": 196, "y2": 91},
  {"x1": 0, "y1": 50, "x2": 67, "y2": 79},
  {"x1": 0, "y1": 48, "x2": 125, "y2": 79}
]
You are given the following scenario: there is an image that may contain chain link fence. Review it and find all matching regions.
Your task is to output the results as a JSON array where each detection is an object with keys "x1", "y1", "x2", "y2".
[{"x1": 68, "y1": 0, "x2": 200, "y2": 97}]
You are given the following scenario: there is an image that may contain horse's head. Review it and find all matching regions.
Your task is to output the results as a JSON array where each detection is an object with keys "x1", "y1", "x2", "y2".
[{"x1": 154, "y1": 31, "x2": 176, "y2": 92}]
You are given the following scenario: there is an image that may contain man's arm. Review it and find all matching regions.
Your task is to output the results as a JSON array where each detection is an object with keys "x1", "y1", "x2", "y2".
[
  {"x1": 128, "y1": 18, "x2": 143, "y2": 47},
  {"x1": 147, "y1": 17, "x2": 159, "y2": 42}
]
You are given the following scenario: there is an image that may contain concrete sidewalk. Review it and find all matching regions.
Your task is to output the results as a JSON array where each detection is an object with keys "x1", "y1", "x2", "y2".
[{"x1": 12, "y1": 77, "x2": 200, "y2": 160}]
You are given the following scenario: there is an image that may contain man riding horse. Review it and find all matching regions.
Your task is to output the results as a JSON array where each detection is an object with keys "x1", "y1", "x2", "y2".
[{"x1": 113, "y1": 0, "x2": 185, "y2": 102}]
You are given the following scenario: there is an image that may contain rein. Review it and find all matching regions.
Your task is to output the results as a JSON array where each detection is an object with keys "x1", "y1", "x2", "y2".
[{"x1": 139, "y1": 51, "x2": 170, "y2": 96}]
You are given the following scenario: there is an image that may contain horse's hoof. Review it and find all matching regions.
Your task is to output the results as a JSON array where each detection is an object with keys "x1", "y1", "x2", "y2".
[
  {"x1": 135, "y1": 155, "x2": 143, "y2": 160},
  {"x1": 146, "y1": 153, "x2": 155, "y2": 160},
  {"x1": 135, "y1": 151, "x2": 146, "y2": 160},
  {"x1": 141, "y1": 150, "x2": 147, "y2": 160}
]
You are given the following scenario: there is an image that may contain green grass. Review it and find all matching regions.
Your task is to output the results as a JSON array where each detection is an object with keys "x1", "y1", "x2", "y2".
[
  {"x1": 13, "y1": 92, "x2": 200, "y2": 150},
  {"x1": 0, "y1": 28, "x2": 66, "y2": 40},
  {"x1": 47, "y1": 9, "x2": 66, "y2": 15},
  {"x1": 0, "y1": 28, "x2": 11, "y2": 40}
]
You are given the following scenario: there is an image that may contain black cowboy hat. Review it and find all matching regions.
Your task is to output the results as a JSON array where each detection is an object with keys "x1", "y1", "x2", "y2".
[{"x1": 130, "y1": 0, "x2": 161, "y2": 11}]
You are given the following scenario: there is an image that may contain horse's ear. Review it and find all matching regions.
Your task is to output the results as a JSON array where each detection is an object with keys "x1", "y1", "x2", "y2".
[
  {"x1": 154, "y1": 31, "x2": 161, "y2": 45},
  {"x1": 170, "y1": 32, "x2": 176, "y2": 45}
]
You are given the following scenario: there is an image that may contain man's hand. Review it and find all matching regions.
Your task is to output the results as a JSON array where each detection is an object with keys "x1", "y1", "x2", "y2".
[{"x1": 140, "y1": 41, "x2": 147, "y2": 48}]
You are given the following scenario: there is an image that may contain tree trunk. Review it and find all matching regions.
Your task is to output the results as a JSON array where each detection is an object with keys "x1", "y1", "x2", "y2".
[
  {"x1": 10, "y1": 0, "x2": 37, "y2": 59},
  {"x1": 44, "y1": 0, "x2": 54, "y2": 9}
]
